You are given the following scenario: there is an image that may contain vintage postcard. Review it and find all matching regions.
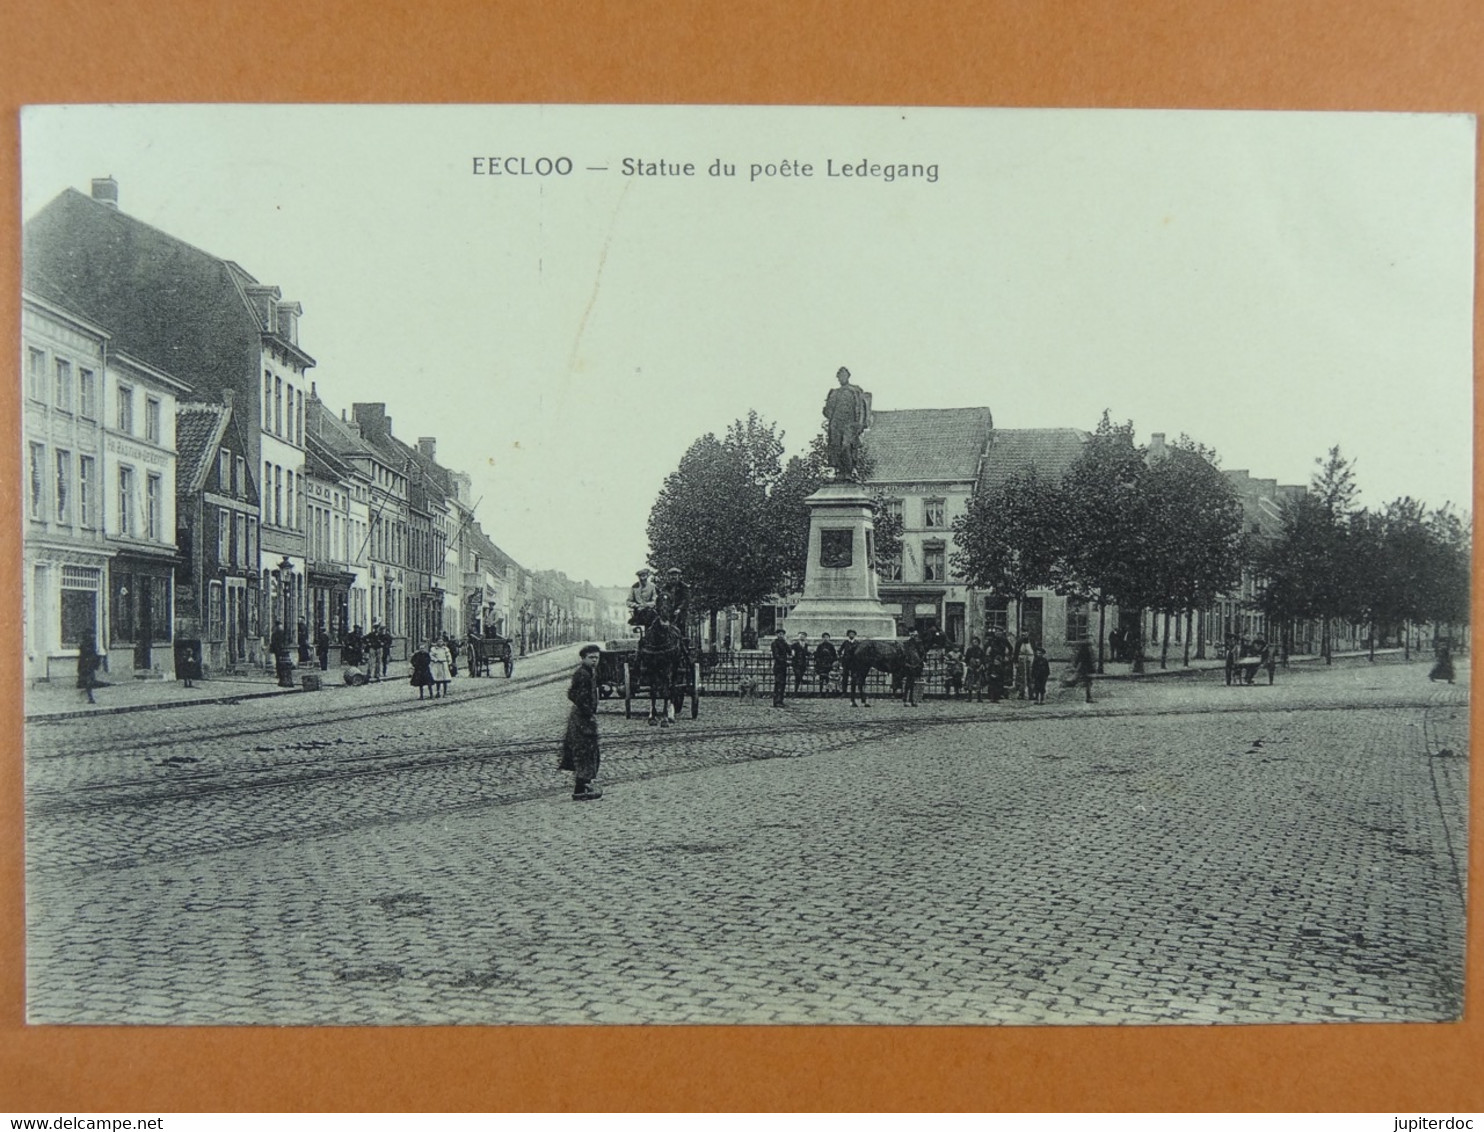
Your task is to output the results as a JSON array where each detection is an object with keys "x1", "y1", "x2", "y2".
[{"x1": 18, "y1": 103, "x2": 1473, "y2": 1025}]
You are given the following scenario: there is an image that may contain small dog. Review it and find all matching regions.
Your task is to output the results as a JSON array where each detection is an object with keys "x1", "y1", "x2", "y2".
[{"x1": 737, "y1": 677, "x2": 760, "y2": 703}]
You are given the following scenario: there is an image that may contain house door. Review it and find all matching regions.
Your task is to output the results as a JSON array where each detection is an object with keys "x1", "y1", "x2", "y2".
[
  {"x1": 225, "y1": 583, "x2": 241, "y2": 665},
  {"x1": 945, "y1": 602, "x2": 966, "y2": 645},
  {"x1": 1019, "y1": 596, "x2": 1044, "y2": 648},
  {"x1": 134, "y1": 577, "x2": 153, "y2": 670}
]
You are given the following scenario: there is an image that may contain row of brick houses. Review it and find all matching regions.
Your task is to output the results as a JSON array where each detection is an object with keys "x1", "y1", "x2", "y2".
[{"x1": 22, "y1": 178, "x2": 611, "y2": 683}]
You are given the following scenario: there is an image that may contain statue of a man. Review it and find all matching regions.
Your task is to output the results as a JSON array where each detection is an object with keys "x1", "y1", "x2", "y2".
[{"x1": 823, "y1": 366, "x2": 872, "y2": 479}]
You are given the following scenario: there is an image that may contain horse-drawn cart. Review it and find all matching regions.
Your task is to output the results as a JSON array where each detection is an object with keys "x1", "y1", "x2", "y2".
[
  {"x1": 466, "y1": 634, "x2": 515, "y2": 678},
  {"x1": 597, "y1": 637, "x2": 700, "y2": 722}
]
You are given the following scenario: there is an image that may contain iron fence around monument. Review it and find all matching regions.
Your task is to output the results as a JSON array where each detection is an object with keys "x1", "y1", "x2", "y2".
[{"x1": 698, "y1": 649, "x2": 972, "y2": 699}]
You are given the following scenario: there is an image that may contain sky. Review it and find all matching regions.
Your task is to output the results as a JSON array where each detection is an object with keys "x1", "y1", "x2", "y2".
[{"x1": 21, "y1": 104, "x2": 1476, "y2": 586}]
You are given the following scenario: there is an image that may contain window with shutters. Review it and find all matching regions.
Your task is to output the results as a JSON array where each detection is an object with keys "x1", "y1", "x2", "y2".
[
  {"x1": 29, "y1": 443, "x2": 45, "y2": 520},
  {"x1": 55, "y1": 450, "x2": 71, "y2": 524},
  {"x1": 79, "y1": 456, "x2": 95, "y2": 527}
]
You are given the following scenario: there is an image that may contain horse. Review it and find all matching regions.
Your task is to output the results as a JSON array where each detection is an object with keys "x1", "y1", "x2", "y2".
[
  {"x1": 638, "y1": 613, "x2": 689, "y2": 726},
  {"x1": 845, "y1": 627, "x2": 948, "y2": 707}
]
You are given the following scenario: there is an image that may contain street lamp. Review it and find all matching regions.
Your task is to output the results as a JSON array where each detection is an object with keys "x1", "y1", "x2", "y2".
[{"x1": 278, "y1": 556, "x2": 295, "y2": 638}]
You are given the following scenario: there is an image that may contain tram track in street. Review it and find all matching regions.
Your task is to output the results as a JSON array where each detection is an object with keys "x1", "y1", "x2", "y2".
[
  {"x1": 24, "y1": 667, "x2": 569, "y2": 762},
  {"x1": 27, "y1": 688, "x2": 1461, "y2": 883},
  {"x1": 27, "y1": 686, "x2": 1450, "y2": 811}
]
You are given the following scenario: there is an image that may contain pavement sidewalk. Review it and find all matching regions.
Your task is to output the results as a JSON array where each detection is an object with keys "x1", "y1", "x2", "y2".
[
  {"x1": 1092, "y1": 646, "x2": 1410, "y2": 680},
  {"x1": 23, "y1": 642, "x2": 582, "y2": 722}
]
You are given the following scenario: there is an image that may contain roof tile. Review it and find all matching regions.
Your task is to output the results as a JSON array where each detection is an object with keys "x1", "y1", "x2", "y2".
[{"x1": 863, "y1": 408, "x2": 994, "y2": 483}]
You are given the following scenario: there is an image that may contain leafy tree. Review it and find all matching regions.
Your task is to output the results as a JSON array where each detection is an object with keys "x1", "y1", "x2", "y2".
[
  {"x1": 1421, "y1": 504, "x2": 1472, "y2": 635},
  {"x1": 1251, "y1": 446, "x2": 1359, "y2": 663},
  {"x1": 1140, "y1": 436, "x2": 1245, "y2": 667},
  {"x1": 951, "y1": 467, "x2": 1068, "y2": 639},
  {"x1": 646, "y1": 413, "x2": 788, "y2": 618},
  {"x1": 771, "y1": 442, "x2": 827, "y2": 596},
  {"x1": 1312, "y1": 445, "x2": 1358, "y2": 514},
  {"x1": 869, "y1": 495, "x2": 904, "y2": 580},
  {"x1": 1058, "y1": 412, "x2": 1147, "y2": 670}
]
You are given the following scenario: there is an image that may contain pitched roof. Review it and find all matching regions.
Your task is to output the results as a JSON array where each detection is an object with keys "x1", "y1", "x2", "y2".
[
  {"x1": 175, "y1": 403, "x2": 232, "y2": 495},
  {"x1": 863, "y1": 407, "x2": 994, "y2": 484},
  {"x1": 24, "y1": 189, "x2": 278, "y2": 396},
  {"x1": 976, "y1": 428, "x2": 1091, "y2": 496},
  {"x1": 1223, "y1": 470, "x2": 1303, "y2": 538},
  {"x1": 305, "y1": 432, "x2": 354, "y2": 483},
  {"x1": 308, "y1": 398, "x2": 379, "y2": 464}
]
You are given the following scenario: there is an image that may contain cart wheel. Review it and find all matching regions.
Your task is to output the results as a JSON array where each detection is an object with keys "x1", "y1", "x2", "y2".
[
  {"x1": 623, "y1": 661, "x2": 633, "y2": 718},
  {"x1": 691, "y1": 662, "x2": 701, "y2": 717}
]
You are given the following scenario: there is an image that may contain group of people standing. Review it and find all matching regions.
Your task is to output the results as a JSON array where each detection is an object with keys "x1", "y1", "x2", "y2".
[
  {"x1": 768, "y1": 628, "x2": 855, "y2": 706},
  {"x1": 262, "y1": 621, "x2": 395, "y2": 688},
  {"x1": 409, "y1": 635, "x2": 459, "y2": 699},
  {"x1": 337, "y1": 623, "x2": 395, "y2": 680}
]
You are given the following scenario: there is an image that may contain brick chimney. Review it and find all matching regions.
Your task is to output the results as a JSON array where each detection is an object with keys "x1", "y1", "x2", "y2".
[
  {"x1": 90, "y1": 177, "x2": 119, "y2": 210},
  {"x1": 1148, "y1": 432, "x2": 1167, "y2": 460},
  {"x1": 417, "y1": 437, "x2": 437, "y2": 460},
  {"x1": 352, "y1": 402, "x2": 390, "y2": 439}
]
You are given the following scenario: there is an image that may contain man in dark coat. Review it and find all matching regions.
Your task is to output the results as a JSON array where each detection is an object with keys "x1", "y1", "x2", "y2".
[
  {"x1": 790, "y1": 632, "x2": 810, "y2": 693},
  {"x1": 344, "y1": 625, "x2": 364, "y2": 669},
  {"x1": 662, "y1": 567, "x2": 691, "y2": 633},
  {"x1": 1071, "y1": 638, "x2": 1096, "y2": 703},
  {"x1": 269, "y1": 621, "x2": 295, "y2": 687},
  {"x1": 984, "y1": 630, "x2": 1010, "y2": 703},
  {"x1": 900, "y1": 630, "x2": 924, "y2": 706},
  {"x1": 837, "y1": 629, "x2": 859, "y2": 697},
  {"x1": 296, "y1": 620, "x2": 311, "y2": 665},
  {"x1": 366, "y1": 623, "x2": 384, "y2": 678},
  {"x1": 1255, "y1": 636, "x2": 1276, "y2": 685},
  {"x1": 315, "y1": 625, "x2": 330, "y2": 671},
  {"x1": 770, "y1": 629, "x2": 790, "y2": 707},
  {"x1": 76, "y1": 637, "x2": 101, "y2": 704},
  {"x1": 814, "y1": 632, "x2": 838, "y2": 695},
  {"x1": 559, "y1": 644, "x2": 603, "y2": 800},
  {"x1": 378, "y1": 625, "x2": 393, "y2": 680},
  {"x1": 964, "y1": 635, "x2": 987, "y2": 703}
]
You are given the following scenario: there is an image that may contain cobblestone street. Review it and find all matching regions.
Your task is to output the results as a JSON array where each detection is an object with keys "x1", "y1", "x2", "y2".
[{"x1": 23, "y1": 654, "x2": 1468, "y2": 1026}]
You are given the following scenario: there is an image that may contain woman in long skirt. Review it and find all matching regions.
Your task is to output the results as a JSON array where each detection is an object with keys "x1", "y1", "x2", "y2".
[
  {"x1": 1429, "y1": 644, "x2": 1455, "y2": 684},
  {"x1": 560, "y1": 645, "x2": 603, "y2": 800},
  {"x1": 409, "y1": 646, "x2": 434, "y2": 699}
]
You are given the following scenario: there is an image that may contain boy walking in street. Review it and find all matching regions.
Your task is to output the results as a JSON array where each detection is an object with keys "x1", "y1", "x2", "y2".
[{"x1": 559, "y1": 644, "x2": 603, "y2": 800}]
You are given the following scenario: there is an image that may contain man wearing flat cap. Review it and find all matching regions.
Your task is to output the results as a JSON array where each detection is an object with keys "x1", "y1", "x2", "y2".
[
  {"x1": 661, "y1": 566, "x2": 691, "y2": 633},
  {"x1": 627, "y1": 568, "x2": 659, "y2": 631}
]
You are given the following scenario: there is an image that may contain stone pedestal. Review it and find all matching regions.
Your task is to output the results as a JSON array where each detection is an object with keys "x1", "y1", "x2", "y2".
[{"x1": 781, "y1": 481, "x2": 899, "y2": 641}]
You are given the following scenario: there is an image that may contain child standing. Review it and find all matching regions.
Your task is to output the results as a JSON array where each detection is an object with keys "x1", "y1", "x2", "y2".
[{"x1": 1030, "y1": 646, "x2": 1050, "y2": 703}]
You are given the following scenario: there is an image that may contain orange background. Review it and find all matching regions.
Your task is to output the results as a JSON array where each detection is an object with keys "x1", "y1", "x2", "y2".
[{"x1": 1, "y1": 0, "x2": 1480, "y2": 1112}]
